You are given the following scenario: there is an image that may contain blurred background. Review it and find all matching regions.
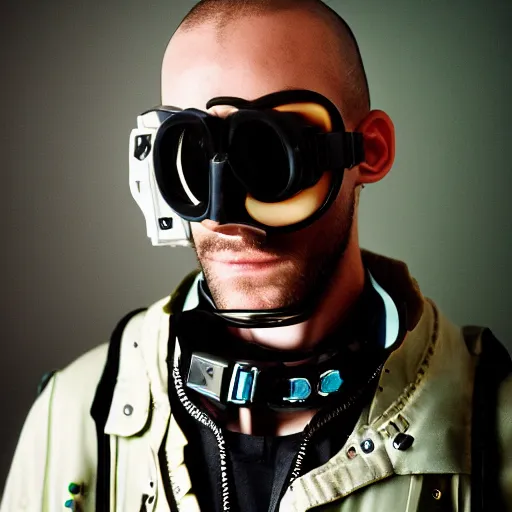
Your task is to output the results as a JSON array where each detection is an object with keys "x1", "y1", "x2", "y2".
[{"x1": 1, "y1": 0, "x2": 511, "y2": 493}]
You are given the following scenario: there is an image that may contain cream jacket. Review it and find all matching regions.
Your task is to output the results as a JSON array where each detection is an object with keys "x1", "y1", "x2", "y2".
[{"x1": 2, "y1": 251, "x2": 511, "y2": 511}]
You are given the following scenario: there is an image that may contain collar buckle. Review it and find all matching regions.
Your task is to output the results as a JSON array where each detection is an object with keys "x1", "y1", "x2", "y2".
[
  {"x1": 186, "y1": 353, "x2": 260, "y2": 405},
  {"x1": 227, "y1": 363, "x2": 259, "y2": 405}
]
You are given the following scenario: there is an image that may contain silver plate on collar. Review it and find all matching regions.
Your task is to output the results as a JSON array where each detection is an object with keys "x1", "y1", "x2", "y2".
[{"x1": 186, "y1": 352, "x2": 228, "y2": 402}]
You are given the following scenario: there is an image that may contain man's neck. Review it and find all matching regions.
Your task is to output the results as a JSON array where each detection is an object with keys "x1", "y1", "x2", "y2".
[{"x1": 227, "y1": 242, "x2": 366, "y2": 353}]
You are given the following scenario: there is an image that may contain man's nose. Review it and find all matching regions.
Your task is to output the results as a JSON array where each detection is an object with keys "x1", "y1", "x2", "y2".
[{"x1": 207, "y1": 105, "x2": 239, "y2": 118}]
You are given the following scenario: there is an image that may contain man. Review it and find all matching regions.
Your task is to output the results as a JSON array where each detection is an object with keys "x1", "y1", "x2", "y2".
[{"x1": 2, "y1": 0, "x2": 511, "y2": 511}]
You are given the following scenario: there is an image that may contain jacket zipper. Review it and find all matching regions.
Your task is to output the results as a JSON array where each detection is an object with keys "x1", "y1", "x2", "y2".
[
  {"x1": 289, "y1": 363, "x2": 384, "y2": 484},
  {"x1": 169, "y1": 358, "x2": 383, "y2": 510},
  {"x1": 170, "y1": 364, "x2": 231, "y2": 512}
]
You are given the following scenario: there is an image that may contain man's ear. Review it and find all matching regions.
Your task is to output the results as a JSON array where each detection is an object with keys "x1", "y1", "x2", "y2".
[{"x1": 356, "y1": 110, "x2": 395, "y2": 184}]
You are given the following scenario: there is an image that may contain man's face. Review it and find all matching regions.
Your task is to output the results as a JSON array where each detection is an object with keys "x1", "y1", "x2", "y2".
[{"x1": 162, "y1": 9, "x2": 359, "y2": 311}]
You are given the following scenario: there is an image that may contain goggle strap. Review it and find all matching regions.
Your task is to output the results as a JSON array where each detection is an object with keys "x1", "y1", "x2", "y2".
[
  {"x1": 314, "y1": 132, "x2": 365, "y2": 171},
  {"x1": 345, "y1": 132, "x2": 365, "y2": 168},
  {"x1": 208, "y1": 157, "x2": 229, "y2": 223}
]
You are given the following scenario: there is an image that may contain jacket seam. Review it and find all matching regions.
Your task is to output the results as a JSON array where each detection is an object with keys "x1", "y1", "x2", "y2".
[
  {"x1": 298, "y1": 471, "x2": 395, "y2": 510},
  {"x1": 371, "y1": 299, "x2": 440, "y2": 427}
]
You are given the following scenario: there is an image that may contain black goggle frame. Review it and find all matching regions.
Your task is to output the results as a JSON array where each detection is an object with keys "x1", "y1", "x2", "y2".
[{"x1": 141, "y1": 89, "x2": 365, "y2": 234}]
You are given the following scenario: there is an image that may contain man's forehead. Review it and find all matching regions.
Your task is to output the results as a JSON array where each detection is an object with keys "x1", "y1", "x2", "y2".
[{"x1": 161, "y1": 11, "x2": 344, "y2": 111}]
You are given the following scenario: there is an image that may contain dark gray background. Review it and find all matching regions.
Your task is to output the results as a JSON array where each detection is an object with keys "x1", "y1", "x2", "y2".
[{"x1": 1, "y1": 0, "x2": 511, "y2": 494}]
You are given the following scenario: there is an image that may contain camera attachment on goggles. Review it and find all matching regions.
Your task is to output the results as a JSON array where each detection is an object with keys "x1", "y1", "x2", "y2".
[{"x1": 129, "y1": 89, "x2": 365, "y2": 244}]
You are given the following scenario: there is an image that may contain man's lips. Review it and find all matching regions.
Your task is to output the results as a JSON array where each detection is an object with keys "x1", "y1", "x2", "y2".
[{"x1": 206, "y1": 251, "x2": 281, "y2": 265}]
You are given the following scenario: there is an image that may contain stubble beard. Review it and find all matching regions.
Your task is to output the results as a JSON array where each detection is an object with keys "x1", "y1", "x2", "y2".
[{"x1": 194, "y1": 192, "x2": 356, "y2": 312}]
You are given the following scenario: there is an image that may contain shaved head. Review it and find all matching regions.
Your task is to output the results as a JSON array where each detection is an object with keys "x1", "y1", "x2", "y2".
[{"x1": 168, "y1": 0, "x2": 370, "y2": 125}]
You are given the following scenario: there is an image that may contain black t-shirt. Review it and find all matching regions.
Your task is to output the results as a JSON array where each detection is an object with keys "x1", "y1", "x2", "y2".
[{"x1": 224, "y1": 430, "x2": 302, "y2": 512}]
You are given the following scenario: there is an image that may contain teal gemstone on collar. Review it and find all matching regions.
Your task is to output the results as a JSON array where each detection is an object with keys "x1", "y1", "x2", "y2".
[
  {"x1": 319, "y1": 370, "x2": 343, "y2": 394},
  {"x1": 288, "y1": 378, "x2": 311, "y2": 401},
  {"x1": 235, "y1": 370, "x2": 254, "y2": 401},
  {"x1": 64, "y1": 499, "x2": 75, "y2": 509}
]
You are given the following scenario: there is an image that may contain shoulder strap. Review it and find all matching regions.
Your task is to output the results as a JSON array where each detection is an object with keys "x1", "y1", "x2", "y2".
[
  {"x1": 463, "y1": 326, "x2": 512, "y2": 512},
  {"x1": 90, "y1": 307, "x2": 147, "y2": 512}
]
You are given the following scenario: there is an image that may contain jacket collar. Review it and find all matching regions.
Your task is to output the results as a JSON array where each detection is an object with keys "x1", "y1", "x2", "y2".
[{"x1": 280, "y1": 260, "x2": 476, "y2": 509}]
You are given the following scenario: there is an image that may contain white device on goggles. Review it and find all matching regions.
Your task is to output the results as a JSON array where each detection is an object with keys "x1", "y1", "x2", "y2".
[{"x1": 129, "y1": 89, "x2": 365, "y2": 247}]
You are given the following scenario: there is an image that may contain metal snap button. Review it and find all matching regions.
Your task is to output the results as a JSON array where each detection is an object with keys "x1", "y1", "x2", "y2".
[
  {"x1": 393, "y1": 433, "x2": 414, "y2": 451},
  {"x1": 432, "y1": 489, "x2": 442, "y2": 500},
  {"x1": 360, "y1": 439, "x2": 374, "y2": 454},
  {"x1": 123, "y1": 404, "x2": 134, "y2": 416}
]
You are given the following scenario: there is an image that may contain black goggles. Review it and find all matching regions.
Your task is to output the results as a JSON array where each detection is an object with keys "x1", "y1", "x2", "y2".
[{"x1": 138, "y1": 89, "x2": 365, "y2": 232}]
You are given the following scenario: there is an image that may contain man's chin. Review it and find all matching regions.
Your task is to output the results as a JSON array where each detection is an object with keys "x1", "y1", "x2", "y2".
[
  {"x1": 204, "y1": 257, "x2": 286, "y2": 280},
  {"x1": 201, "y1": 258, "x2": 305, "y2": 310},
  {"x1": 207, "y1": 282, "x2": 300, "y2": 312}
]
